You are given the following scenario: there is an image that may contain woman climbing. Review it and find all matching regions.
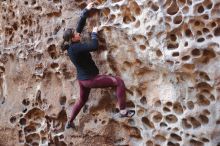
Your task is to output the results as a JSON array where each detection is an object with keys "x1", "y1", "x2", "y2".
[{"x1": 61, "y1": 2, "x2": 135, "y2": 129}]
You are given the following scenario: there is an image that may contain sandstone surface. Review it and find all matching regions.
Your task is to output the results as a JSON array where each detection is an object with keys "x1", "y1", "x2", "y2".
[{"x1": 1, "y1": 0, "x2": 220, "y2": 146}]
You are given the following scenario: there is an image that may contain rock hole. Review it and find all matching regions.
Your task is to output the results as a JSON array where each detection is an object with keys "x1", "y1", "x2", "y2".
[
  {"x1": 185, "y1": 64, "x2": 194, "y2": 72},
  {"x1": 126, "y1": 100, "x2": 135, "y2": 108},
  {"x1": 140, "y1": 45, "x2": 146, "y2": 50},
  {"x1": 23, "y1": 29, "x2": 28, "y2": 34},
  {"x1": 102, "y1": 120, "x2": 106, "y2": 125},
  {"x1": 142, "y1": 117, "x2": 155, "y2": 129},
  {"x1": 160, "y1": 122, "x2": 168, "y2": 127},
  {"x1": 194, "y1": 21, "x2": 200, "y2": 26},
  {"x1": 178, "y1": 0, "x2": 186, "y2": 5},
  {"x1": 146, "y1": 140, "x2": 154, "y2": 146},
  {"x1": 137, "y1": 109, "x2": 144, "y2": 116},
  {"x1": 152, "y1": 112, "x2": 162, "y2": 123},
  {"x1": 173, "y1": 102, "x2": 183, "y2": 114},
  {"x1": 10, "y1": 116, "x2": 16, "y2": 124},
  {"x1": 47, "y1": 44, "x2": 58, "y2": 59},
  {"x1": 203, "y1": 14, "x2": 209, "y2": 19},
  {"x1": 182, "y1": 55, "x2": 190, "y2": 61},
  {"x1": 209, "y1": 94, "x2": 215, "y2": 101},
  {"x1": 151, "y1": 3, "x2": 159, "y2": 11},
  {"x1": 53, "y1": 0, "x2": 60, "y2": 3},
  {"x1": 166, "y1": 101, "x2": 173, "y2": 106},
  {"x1": 167, "y1": 1, "x2": 179, "y2": 15},
  {"x1": 128, "y1": 119, "x2": 135, "y2": 126},
  {"x1": 135, "y1": 20, "x2": 140, "y2": 28},
  {"x1": 22, "y1": 98, "x2": 30, "y2": 106},
  {"x1": 51, "y1": 62, "x2": 59, "y2": 69},
  {"x1": 19, "y1": 118, "x2": 27, "y2": 125},
  {"x1": 170, "y1": 133, "x2": 182, "y2": 141},
  {"x1": 185, "y1": 29, "x2": 192, "y2": 37},
  {"x1": 199, "y1": 114, "x2": 209, "y2": 124},
  {"x1": 182, "y1": 118, "x2": 192, "y2": 129},
  {"x1": 166, "y1": 60, "x2": 174, "y2": 65},
  {"x1": 32, "y1": 142, "x2": 39, "y2": 146},
  {"x1": 167, "y1": 141, "x2": 178, "y2": 146},
  {"x1": 163, "y1": 107, "x2": 171, "y2": 112},
  {"x1": 18, "y1": 130, "x2": 24, "y2": 142},
  {"x1": 24, "y1": 125, "x2": 37, "y2": 134},
  {"x1": 206, "y1": 34, "x2": 213, "y2": 39},
  {"x1": 198, "y1": 5, "x2": 204, "y2": 13},
  {"x1": 165, "y1": 114, "x2": 178, "y2": 123},
  {"x1": 23, "y1": 108, "x2": 27, "y2": 113},
  {"x1": 196, "y1": 82, "x2": 212, "y2": 90},
  {"x1": 25, "y1": 108, "x2": 45, "y2": 120},
  {"x1": 211, "y1": 22, "x2": 216, "y2": 28},
  {"x1": 203, "y1": 109, "x2": 210, "y2": 115},
  {"x1": 197, "y1": 37, "x2": 205, "y2": 42},
  {"x1": 59, "y1": 96, "x2": 66, "y2": 105},
  {"x1": 187, "y1": 101, "x2": 194, "y2": 109},
  {"x1": 216, "y1": 119, "x2": 220, "y2": 124},
  {"x1": 25, "y1": 133, "x2": 40, "y2": 144},
  {"x1": 214, "y1": 27, "x2": 220, "y2": 36},
  {"x1": 34, "y1": 6, "x2": 42, "y2": 11},
  {"x1": 173, "y1": 15, "x2": 182, "y2": 24},
  {"x1": 123, "y1": 15, "x2": 136, "y2": 24},
  {"x1": 191, "y1": 48, "x2": 201, "y2": 56},
  {"x1": 196, "y1": 94, "x2": 210, "y2": 106},
  {"x1": 201, "y1": 137, "x2": 209, "y2": 142},
  {"x1": 190, "y1": 117, "x2": 201, "y2": 128},
  {"x1": 190, "y1": 139, "x2": 204, "y2": 146},
  {"x1": 129, "y1": 1, "x2": 141, "y2": 15},
  {"x1": 183, "y1": 6, "x2": 189, "y2": 13},
  {"x1": 31, "y1": 0, "x2": 36, "y2": 5},
  {"x1": 172, "y1": 52, "x2": 179, "y2": 57},
  {"x1": 199, "y1": 72, "x2": 210, "y2": 81},
  {"x1": 197, "y1": 31, "x2": 202, "y2": 36},
  {"x1": 156, "y1": 50, "x2": 163, "y2": 57},
  {"x1": 154, "y1": 100, "x2": 161, "y2": 107},
  {"x1": 167, "y1": 43, "x2": 179, "y2": 50},
  {"x1": 42, "y1": 137, "x2": 47, "y2": 144},
  {"x1": 12, "y1": 22, "x2": 18, "y2": 31},
  {"x1": 206, "y1": 3, "x2": 212, "y2": 9},
  {"x1": 140, "y1": 96, "x2": 147, "y2": 105},
  {"x1": 203, "y1": 28, "x2": 209, "y2": 33},
  {"x1": 53, "y1": 26, "x2": 61, "y2": 35},
  {"x1": 155, "y1": 134, "x2": 166, "y2": 142},
  {"x1": 170, "y1": 34, "x2": 177, "y2": 41},
  {"x1": 201, "y1": 49, "x2": 216, "y2": 63}
]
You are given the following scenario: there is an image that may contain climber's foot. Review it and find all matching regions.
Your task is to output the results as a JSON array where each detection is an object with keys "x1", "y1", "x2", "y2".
[
  {"x1": 65, "y1": 121, "x2": 76, "y2": 129},
  {"x1": 120, "y1": 109, "x2": 135, "y2": 118}
]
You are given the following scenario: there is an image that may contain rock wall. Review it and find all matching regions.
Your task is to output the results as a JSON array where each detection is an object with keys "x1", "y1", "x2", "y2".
[{"x1": 1, "y1": 0, "x2": 220, "y2": 146}]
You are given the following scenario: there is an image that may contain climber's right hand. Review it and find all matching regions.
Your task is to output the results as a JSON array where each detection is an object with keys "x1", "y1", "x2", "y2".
[
  {"x1": 92, "y1": 26, "x2": 98, "y2": 33},
  {"x1": 86, "y1": 2, "x2": 95, "y2": 10}
]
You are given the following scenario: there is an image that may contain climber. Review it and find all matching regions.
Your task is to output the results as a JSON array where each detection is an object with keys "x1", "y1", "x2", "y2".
[{"x1": 61, "y1": 2, "x2": 135, "y2": 129}]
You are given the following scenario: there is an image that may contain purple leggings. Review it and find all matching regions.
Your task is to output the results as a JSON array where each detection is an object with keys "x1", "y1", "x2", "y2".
[{"x1": 70, "y1": 75, "x2": 126, "y2": 122}]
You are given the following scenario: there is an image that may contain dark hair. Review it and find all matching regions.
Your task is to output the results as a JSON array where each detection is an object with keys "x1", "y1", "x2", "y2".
[
  {"x1": 63, "y1": 28, "x2": 74, "y2": 42},
  {"x1": 60, "y1": 41, "x2": 70, "y2": 51},
  {"x1": 61, "y1": 28, "x2": 74, "y2": 51}
]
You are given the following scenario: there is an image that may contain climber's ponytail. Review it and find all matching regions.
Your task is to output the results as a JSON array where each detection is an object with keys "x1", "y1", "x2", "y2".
[
  {"x1": 60, "y1": 40, "x2": 70, "y2": 51},
  {"x1": 61, "y1": 28, "x2": 75, "y2": 51}
]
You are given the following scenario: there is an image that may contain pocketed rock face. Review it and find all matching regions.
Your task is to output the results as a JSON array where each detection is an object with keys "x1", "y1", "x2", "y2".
[{"x1": 0, "y1": 0, "x2": 220, "y2": 146}]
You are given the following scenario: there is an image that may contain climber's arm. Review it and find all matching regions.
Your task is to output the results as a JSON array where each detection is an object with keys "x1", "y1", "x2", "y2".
[{"x1": 76, "y1": 2, "x2": 94, "y2": 33}]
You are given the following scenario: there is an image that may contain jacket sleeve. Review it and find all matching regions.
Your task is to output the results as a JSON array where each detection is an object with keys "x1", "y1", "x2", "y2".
[
  {"x1": 76, "y1": 8, "x2": 89, "y2": 33},
  {"x1": 73, "y1": 32, "x2": 98, "y2": 53}
]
